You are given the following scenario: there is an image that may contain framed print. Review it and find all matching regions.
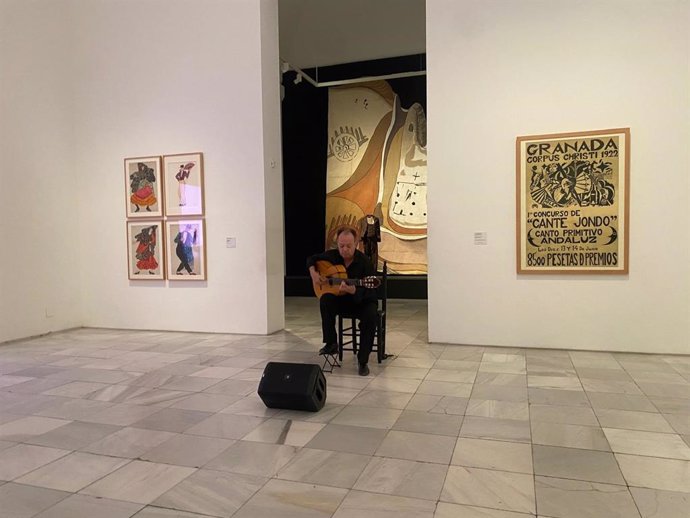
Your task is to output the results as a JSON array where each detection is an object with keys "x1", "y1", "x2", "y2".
[
  {"x1": 125, "y1": 156, "x2": 162, "y2": 218},
  {"x1": 516, "y1": 128, "x2": 630, "y2": 274},
  {"x1": 165, "y1": 219, "x2": 206, "y2": 280},
  {"x1": 163, "y1": 152, "x2": 204, "y2": 216},
  {"x1": 127, "y1": 221, "x2": 165, "y2": 280}
]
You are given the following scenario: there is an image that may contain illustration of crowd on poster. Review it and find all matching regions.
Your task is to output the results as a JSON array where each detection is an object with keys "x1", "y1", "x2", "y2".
[{"x1": 517, "y1": 128, "x2": 630, "y2": 274}]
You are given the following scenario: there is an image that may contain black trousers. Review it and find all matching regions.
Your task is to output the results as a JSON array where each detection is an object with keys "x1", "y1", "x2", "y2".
[
  {"x1": 320, "y1": 294, "x2": 378, "y2": 365},
  {"x1": 176, "y1": 246, "x2": 193, "y2": 273}
]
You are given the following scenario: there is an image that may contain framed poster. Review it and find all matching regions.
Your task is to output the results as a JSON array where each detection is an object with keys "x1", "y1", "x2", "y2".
[
  {"x1": 163, "y1": 152, "x2": 204, "y2": 216},
  {"x1": 516, "y1": 128, "x2": 630, "y2": 274},
  {"x1": 126, "y1": 221, "x2": 165, "y2": 280},
  {"x1": 165, "y1": 219, "x2": 206, "y2": 280},
  {"x1": 125, "y1": 156, "x2": 162, "y2": 218}
]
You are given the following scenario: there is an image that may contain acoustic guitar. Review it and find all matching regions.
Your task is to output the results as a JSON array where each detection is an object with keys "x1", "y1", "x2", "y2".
[{"x1": 312, "y1": 260, "x2": 381, "y2": 299}]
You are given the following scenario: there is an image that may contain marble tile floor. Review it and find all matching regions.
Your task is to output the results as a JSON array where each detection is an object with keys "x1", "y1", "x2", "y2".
[{"x1": 0, "y1": 297, "x2": 688, "y2": 517}]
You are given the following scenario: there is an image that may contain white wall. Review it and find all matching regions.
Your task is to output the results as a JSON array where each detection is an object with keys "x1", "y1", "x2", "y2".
[
  {"x1": 0, "y1": 0, "x2": 283, "y2": 342},
  {"x1": 279, "y1": 0, "x2": 426, "y2": 67},
  {"x1": 5, "y1": 0, "x2": 688, "y2": 352},
  {"x1": 0, "y1": 0, "x2": 82, "y2": 343},
  {"x1": 427, "y1": 0, "x2": 690, "y2": 353},
  {"x1": 71, "y1": 0, "x2": 283, "y2": 335},
  {"x1": 260, "y1": 1, "x2": 286, "y2": 332}
]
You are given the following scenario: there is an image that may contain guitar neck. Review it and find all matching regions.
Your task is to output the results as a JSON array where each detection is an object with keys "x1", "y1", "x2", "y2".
[{"x1": 326, "y1": 278, "x2": 366, "y2": 286}]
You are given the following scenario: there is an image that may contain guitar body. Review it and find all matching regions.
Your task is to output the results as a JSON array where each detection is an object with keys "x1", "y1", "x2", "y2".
[
  {"x1": 313, "y1": 261, "x2": 349, "y2": 299},
  {"x1": 312, "y1": 260, "x2": 380, "y2": 299}
]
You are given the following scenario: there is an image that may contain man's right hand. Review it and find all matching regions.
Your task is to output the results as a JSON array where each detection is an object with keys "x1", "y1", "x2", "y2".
[{"x1": 310, "y1": 270, "x2": 326, "y2": 286}]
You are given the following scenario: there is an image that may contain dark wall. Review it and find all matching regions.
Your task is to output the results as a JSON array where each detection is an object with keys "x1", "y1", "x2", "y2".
[
  {"x1": 281, "y1": 55, "x2": 428, "y2": 299},
  {"x1": 281, "y1": 71, "x2": 329, "y2": 278}
]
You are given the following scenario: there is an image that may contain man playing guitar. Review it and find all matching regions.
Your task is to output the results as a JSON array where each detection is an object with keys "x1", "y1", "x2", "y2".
[{"x1": 307, "y1": 226, "x2": 378, "y2": 376}]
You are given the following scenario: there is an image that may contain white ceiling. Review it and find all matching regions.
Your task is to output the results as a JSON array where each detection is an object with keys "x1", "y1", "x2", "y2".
[{"x1": 279, "y1": 0, "x2": 426, "y2": 68}]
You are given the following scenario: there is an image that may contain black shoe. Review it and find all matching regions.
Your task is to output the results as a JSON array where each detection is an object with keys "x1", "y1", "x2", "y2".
[
  {"x1": 319, "y1": 343, "x2": 338, "y2": 355},
  {"x1": 358, "y1": 363, "x2": 370, "y2": 376}
]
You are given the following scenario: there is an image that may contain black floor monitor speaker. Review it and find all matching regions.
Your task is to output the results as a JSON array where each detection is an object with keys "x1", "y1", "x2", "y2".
[{"x1": 258, "y1": 362, "x2": 327, "y2": 412}]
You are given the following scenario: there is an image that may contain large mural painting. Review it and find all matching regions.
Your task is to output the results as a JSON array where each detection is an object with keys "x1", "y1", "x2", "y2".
[{"x1": 326, "y1": 81, "x2": 427, "y2": 274}]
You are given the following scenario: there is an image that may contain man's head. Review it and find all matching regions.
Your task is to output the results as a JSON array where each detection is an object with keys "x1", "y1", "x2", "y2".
[{"x1": 336, "y1": 227, "x2": 357, "y2": 260}]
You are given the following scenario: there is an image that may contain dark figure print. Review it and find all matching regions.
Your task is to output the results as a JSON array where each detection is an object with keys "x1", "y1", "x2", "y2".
[
  {"x1": 174, "y1": 225, "x2": 197, "y2": 275},
  {"x1": 130, "y1": 162, "x2": 157, "y2": 212},
  {"x1": 134, "y1": 225, "x2": 158, "y2": 274},
  {"x1": 530, "y1": 160, "x2": 616, "y2": 209},
  {"x1": 175, "y1": 162, "x2": 195, "y2": 207}
]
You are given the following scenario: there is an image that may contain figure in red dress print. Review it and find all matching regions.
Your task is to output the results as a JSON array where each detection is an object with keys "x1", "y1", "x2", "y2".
[
  {"x1": 133, "y1": 225, "x2": 158, "y2": 275},
  {"x1": 129, "y1": 162, "x2": 157, "y2": 212}
]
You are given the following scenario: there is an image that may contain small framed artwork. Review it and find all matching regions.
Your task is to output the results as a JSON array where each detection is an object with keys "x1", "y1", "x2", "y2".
[
  {"x1": 516, "y1": 128, "x2": 630, "y2": 274},
  {"x1": 126, "y1": 221, "x2": 165, "y2": 280},
  {"x1": 125, "y1": 156, "x2": 163, "y2": 218},
  {"x1": 165, "y1": 219, "x2": 206, "y2": 280},
  {"x1": 163, "y1": 152, "x2": 204, "y2": 216}
]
